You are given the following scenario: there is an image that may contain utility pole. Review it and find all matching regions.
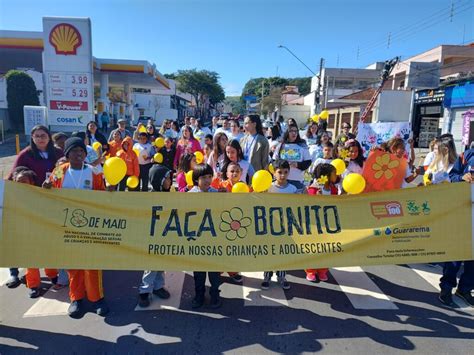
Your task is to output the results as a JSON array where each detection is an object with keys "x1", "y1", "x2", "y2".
[
  {"x1": 314, "y1": 57, "x2": 325, "y2": 114},
  {"x1": 260, "y1": 80, "x2": 264, "y2": 114}
]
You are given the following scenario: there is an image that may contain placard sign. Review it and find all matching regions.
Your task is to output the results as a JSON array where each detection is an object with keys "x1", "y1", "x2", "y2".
[
  {"x1": 23, "y1": 106, "x2": 47, "y2": 135},
  {"x1": 42, "y1": 17, "x2": 94, "y2": 129}
]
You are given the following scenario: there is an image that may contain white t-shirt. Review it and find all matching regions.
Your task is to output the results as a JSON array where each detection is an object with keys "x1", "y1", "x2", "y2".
[
  {"x1": 133, "y1": 142, "x2": 154, "y2": 165},
  {"x1": 268, "y1": 182, "x2": 297, "y2": 194},
  {"x1": 342, "y1": 160, "x2": 363, "y2": 178},
  {"x1": 423, "y1": 151, "x2": 435, "y2": 167},
  {"x1": 89, "y1": 134, "x2": 97, "y2": 145},
  {"x1": 207, "y1": 153, "x2": 226, "y2": 175},
  {"x1": 62, "y1": 165, "x2": 94, "y2": 190},
  {"x1": 276, "y1": 142, "x2": 311, "y2": 182},
  {"x1": 229, "y1": 132, "x2": 244, "y2": 142}
]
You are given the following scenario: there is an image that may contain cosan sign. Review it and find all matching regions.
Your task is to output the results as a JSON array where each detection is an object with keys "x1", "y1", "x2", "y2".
[{"x1": 49, "y1": 112, "x2": 86, "y2": 126}]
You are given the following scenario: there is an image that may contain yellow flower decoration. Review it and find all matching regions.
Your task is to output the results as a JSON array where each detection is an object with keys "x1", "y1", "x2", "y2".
[
  {"x1": 52, "y1": 166, "x2": 64, "y2": 181},
  {"x1": 339, "y1": 149, "x2": 350, "y2": 160},
  {"x1": 316, "y1": 175, "x2": 328, "y2": 185},
  {"x1": 372, "y1": 153, "x2": 400, "y2": 180}
]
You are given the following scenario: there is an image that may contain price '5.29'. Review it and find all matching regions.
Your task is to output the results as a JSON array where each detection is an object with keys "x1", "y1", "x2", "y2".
[{"x1": 72, "y1": 89, "x2": 88, "y2": 98}]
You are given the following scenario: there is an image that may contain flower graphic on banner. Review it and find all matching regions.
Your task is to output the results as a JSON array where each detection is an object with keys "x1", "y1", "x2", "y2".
[
  {"x1": 372, "y1": 153, "x2": 400, "y2": 179},
  {"x1": 219, "y1": 207, "x2": 252, "y2": 241}
]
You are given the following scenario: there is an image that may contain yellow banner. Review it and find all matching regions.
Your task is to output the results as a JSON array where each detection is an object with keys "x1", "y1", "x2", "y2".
[{"x1": 0, "y1": 181, "x2": 472, "y2": 271}]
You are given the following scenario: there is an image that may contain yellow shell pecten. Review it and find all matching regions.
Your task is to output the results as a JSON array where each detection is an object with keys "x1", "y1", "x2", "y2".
[{"x1": 49, "y1": 23, "x2": 82, "y2": 55}]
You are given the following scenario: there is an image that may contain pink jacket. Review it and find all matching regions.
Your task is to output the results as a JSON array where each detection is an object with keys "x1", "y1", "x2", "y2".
[{"x1": 173, "y1": 138, "x2": 203, "y2": 168}]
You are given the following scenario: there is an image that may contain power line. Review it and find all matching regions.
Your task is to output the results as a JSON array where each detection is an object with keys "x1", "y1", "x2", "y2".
[{"x1": 336, "y1": 0, "x2": 473, "y2": 65}]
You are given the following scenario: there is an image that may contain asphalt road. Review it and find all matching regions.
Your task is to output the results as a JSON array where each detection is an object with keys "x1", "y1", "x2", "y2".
[{"x1": 0, "y1": 264, "x2": 473, "y2": 354}]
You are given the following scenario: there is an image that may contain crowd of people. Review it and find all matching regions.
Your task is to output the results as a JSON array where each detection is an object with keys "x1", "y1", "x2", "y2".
[{"x1": 4, "y1": 113, "x2": 473, "y2": 317}]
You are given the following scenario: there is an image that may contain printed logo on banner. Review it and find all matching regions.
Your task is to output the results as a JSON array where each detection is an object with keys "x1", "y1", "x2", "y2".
[
  {"x1": 49, "y1": 23, "x2": 82, "y2": 55},
  {"x1": 50, "y1": 100, "x2": 89, "y2": 111},
  {"x1": 406, "y1": 200, "x2": 431, "y2": 216},
  {"x1": 370, "y1": 201, "x2": 403, "y2": 218}
]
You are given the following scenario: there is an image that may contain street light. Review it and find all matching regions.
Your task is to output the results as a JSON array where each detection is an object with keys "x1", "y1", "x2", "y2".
[{"x1": 277, "y1": 45, "x2": 316, "y2": 76}]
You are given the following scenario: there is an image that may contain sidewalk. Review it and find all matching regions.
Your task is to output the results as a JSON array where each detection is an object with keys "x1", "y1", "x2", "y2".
[{"x1": 0, "y1": 133, "x2": 28, "y2": 179}]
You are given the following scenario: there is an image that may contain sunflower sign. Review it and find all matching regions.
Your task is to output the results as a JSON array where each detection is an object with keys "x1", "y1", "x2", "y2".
[
  {"x1": 362, "y1": 150, "x2": 407, "y2": 192},
  {"x1": 357, "y1": 122, "x2": 411, "y2": 158}
]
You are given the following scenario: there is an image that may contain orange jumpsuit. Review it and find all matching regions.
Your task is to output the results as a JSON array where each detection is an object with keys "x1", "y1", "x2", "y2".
[
  {"x1": 50, "y1": 163, "x2": 106, "y2": 302},
  {"x1": 25, "y1": 268, "x2": 58, "y2": 289}
]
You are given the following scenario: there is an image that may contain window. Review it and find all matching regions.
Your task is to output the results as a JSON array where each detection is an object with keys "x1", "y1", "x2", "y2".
[
  {"x1": 328, "y1": 114, "x2": 335, "y2": 129},
  {"x1": 334, "y1": 79, "x2": 354, "y2": 89}
]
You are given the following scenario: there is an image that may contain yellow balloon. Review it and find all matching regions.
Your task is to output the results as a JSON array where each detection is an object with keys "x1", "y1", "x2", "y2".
[
  {"x1": 126, "y1": 175, "x2": 139, "y2": 189},
  {"x1": 139, "y1": 126, "x2": 147, "y2": 133},
  {"x1": 133, "y1": 148, "x2": 140, "y2": 157},
  {"x1": 153, "y1": 152, "x2": 163, "y2": 164},
  {"x1": 319, "y1": 110, "x2": 329, "y2": 120},
  {"x1": 268, "y1": 163, "x2": 275, "y2": 175},
  {"x1": 92, "y1": 142, "x2": 102, "y2": 151},
  {"x1": 311, "y1": 114, "x2": 319, "y2": 123},
  {"x1": 194, "y1": 151, "x2": 204, "y2": 164},
  {"x1": 331, "y1": 158, "x2": 346, "y2": 175},
  {"x1": 103, "y1": 157, "x2": 127, "y2": 185},
  {"x1": 252, "y1": 170, "x2": 273, "y2": 192},
  {"x1": 342, "y1": 173, "x2": 366, "y2": 194},
  {"x1": 185, "y1": 170, "x2": 194, "y2": 187},
  {"x1": 232, "y1": 182, "x2": 250, "y2": 193},
  {"x1": 155, "y1": 137, "x2": 165, "y2": 148}
]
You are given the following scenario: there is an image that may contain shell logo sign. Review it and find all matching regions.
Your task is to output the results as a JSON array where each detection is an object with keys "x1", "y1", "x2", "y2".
[{"x1": 49, "y1": 23, "x2": 82, "y2": 55}]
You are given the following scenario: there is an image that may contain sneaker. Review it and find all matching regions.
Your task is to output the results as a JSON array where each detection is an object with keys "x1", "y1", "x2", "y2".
[
  {"x1": 138, "y1": 293, "x2": 150, "y2": 308},
  {"x1": 28, "y1": 287, "x2": 40, "y2": 298},
  {"x1": 231, "y1": 274, "x2": 243, "y2": 284},
  {"x1": 455, "y1": 289, "x2": 474, "y2": 307},
  {"x1": 152, "y1": 288, "x2": 170, "y2": 299},
  {"x1": 68, "y1": 299, "x2": 83, "y2": 317},
  {"x1": 5, "y1": 276, "x2": 21, "y2": 289},
  {"x1": 318, "y1": 270, "x2": 329, "y2": 282},
  {"x1": 278, "y1": 277, "x2": 291, "y2": 290},
  {"x1": 209, "y1": 296, "x2": 222, "y2": 309},
  {"x1": 306, "y1": 272, "x2": 316, "y2": 282},
  {"x1": 438, "y1": 289, "x2": 456, "y2": 307},
  {"x1": 94, "y1": 298, "x2": 109, "y2": 316},
  {"x1": 52, "y1": 283, "x2": 67, "y2": 291},
  {"x1": 191, "y1": 297, "x2": 204, "y2": 309}
]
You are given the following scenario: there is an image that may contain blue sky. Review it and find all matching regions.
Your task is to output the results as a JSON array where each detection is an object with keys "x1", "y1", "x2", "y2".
[{"x1": 0, "y1": 0, "x2": 472, "y2": 96}]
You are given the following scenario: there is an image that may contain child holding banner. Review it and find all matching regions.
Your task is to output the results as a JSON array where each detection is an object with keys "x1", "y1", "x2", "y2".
[
  {"x1": 262, "y1": 159, "x2": 295, "y2": 290},
  {"x1": 381, "y1": 138, "x2": 417, "y2": 188},
  {"x1": 305, "y1": 163, "x2": 339, "y2": 282},
  {"x1": 12, "y1": 167, "x2": 59, "y2": 298},
  {"x1": 188, "y1": 164, "x2": 223, "y2": 308},
  {"x1": 44, "y1": 137, "x2": 109, "y2": 317},
  {"x1": 137, "y1": 164, "x2": 172, "y2": 308}
]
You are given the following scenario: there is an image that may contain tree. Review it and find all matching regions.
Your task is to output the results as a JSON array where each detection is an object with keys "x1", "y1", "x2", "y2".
[
  {"x1": 6, "y1": 70, "x2": 40, "y2": 132},
  {"x1": 261, "y1": 87, "x2": 283, "y2": 115},
  {"x1": 288, "y1": 77, "x2": 311, "y2": 96},
  {"x1": 171, "y1": 69, "x2": 225, "y2": 119},
  {"x1": 225, "y1": 96, "x2": 245, "y2": 115}
]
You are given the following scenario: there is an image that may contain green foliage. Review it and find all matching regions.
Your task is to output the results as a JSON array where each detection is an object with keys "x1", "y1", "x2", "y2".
[
  {"x1": 241, "y1": 76, "x2": 311, "y2": 99},
  {"x1": 5, "y1": 70, "x2": 40, "y2": 132},
  {"x1": 164, "y1": 73, "x2": 177, "y2": 80},
  {"x1": 171, "y1": 69, "x2": 225, "y2": 117},
  {"x1": 225, "y1": 96, "x2": 245, "y2": 115}
]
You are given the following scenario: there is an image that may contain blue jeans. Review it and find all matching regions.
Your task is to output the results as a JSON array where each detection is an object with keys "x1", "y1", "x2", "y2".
[
  {"x1": 58, "y1": 269, "x2": 69, "y2": 285},
  {"x1": 439, "y1": 260, "x2": 474, "y2": 293},
  {"x1": 139, "y1": 271, "x2": 165, "y2": 294},
  {"x1": 9, "y1": 268, "x2": 19, "y2": 278}
]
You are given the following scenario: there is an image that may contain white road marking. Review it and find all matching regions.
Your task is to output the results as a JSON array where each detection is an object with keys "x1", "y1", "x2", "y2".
[
  {"x1": 408, "y1": 263, "x2": 474, "y2": 313},
  {"x1": 23, "y1": 287, "x2": 70, "y2": 317},
  {"x1": 242, "y1": 272, "x2": 289, "y2": 307},
  {"x1": 331, "y1": 267, "x2": 398, "y2": 310},
  {"x1": 134, "y1": 271, "x2": 186, "y2": 311}
]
